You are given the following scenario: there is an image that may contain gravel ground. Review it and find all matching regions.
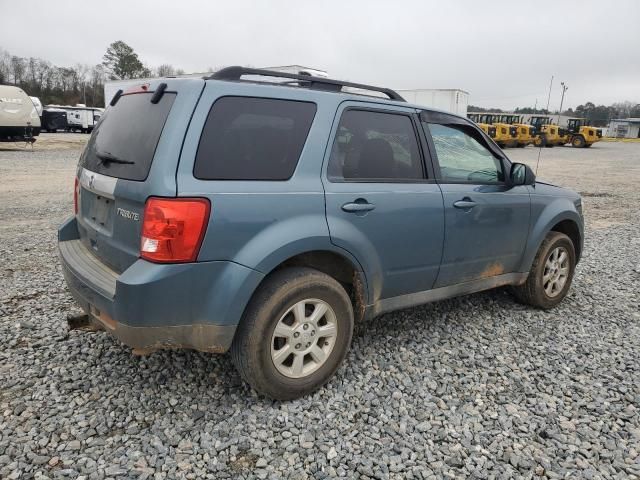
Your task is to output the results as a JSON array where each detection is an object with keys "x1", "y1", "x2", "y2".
[{"x1": 1, "y1": 141, "x2": 639, "y2": 479}]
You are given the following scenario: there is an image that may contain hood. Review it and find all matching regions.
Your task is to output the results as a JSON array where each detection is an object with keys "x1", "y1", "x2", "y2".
[
  {"x1": 535, "y1": 178, "x2": 558, "y2": 187},
  {"x1": 534, "y1": 179, "x2": 581, "y2": 202}
]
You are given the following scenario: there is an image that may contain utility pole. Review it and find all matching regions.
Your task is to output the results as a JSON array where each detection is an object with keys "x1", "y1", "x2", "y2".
[
  {"x1": 558, "y1": 82, "x2": 568, "y2": 123},
  {"x1": 545, "y1": 75, "x2": 554, "y2": 114}
]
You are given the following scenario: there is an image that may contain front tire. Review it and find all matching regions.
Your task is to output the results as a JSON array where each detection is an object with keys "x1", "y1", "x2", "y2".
[
  {"x1": 511, "y1": 231, "x2": 576, "y2": 309},
  {"x1": 231, "y1": 267, "x2": 354, "y2": 400},
  {"x1": 572, "y1": 135, "x2": 586, "y2": 148},
  {"x1": 534, "y1": 134, "x2": 547, "y2": 148}
]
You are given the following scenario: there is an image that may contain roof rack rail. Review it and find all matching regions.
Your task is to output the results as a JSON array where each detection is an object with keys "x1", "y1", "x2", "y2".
[{"x1": 207, "y1": 66, "x2": 405, "y2": 102}]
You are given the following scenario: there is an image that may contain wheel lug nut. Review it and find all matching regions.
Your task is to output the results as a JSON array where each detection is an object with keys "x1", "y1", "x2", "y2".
[
  {"x1": 293, "y1": 332, "x2": 300, "y2": 338},
  {"x1": 311, "y1": 330, "x2": 315, "y2": 336},
  {"x1": 306, "y1": 342, "x2": 311, "y2": 348},
  {"x1": 295, "y1": 343, "x2": 301, "y2": 349},
  {"x1": 303, "y1": 324, "x2": 309, "y2": 330}
]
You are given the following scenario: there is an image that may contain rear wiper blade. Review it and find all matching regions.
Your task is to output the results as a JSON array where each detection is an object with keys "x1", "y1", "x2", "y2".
[{"x1": 96, "y1": 150, "x2": 134, "y2": 165}]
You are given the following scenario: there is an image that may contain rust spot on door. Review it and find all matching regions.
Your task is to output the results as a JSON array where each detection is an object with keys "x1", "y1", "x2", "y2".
[{"x1": 479, "y1": 262, "x2": 505, "y2": 278}]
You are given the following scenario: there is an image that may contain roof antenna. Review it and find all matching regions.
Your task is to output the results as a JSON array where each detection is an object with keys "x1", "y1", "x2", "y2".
[{"x1": 535, "y1": 75, "x2": 554, "y2": 175}]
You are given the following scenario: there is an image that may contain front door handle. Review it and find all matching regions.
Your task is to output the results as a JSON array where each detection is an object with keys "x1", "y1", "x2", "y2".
[
  {"x1": 453, "y1": 199, "x2": 477, "y2": 209},
  {"x1": 342, "y1": 201, "x2": 376, "y2": 213}
]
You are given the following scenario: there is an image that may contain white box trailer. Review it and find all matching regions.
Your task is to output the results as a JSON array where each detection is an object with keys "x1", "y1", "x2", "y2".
[{"x1": 396, "y1": 89, "x2": 469, "y2": 116}]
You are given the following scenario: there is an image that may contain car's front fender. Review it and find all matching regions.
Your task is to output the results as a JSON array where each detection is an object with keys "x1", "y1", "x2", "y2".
[{"x1": 519, "y1": 194, "x2": 583, "y2": 272}]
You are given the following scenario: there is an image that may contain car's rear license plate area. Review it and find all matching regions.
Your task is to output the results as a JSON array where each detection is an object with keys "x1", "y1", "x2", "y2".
[{"x1": 82, "y1": 189, "x2": 114, "y2": 233}]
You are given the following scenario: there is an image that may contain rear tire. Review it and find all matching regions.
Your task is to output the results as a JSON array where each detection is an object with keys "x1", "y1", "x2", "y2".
[
  {"x1": 231, "y1": 267, "x2": 354, "y2": 400},
  {"x1": 511, "y1": 231, "x2": 576, "y2": 309}
]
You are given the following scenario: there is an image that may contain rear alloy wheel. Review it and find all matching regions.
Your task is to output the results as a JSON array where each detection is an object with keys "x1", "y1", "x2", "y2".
[
  {"x1": 231, "y1": 267, "x2": 353, "y2": 400},
  {"x1": 270, "y1": 298, "x2": 338, "y2": 378},
  {"x1": 511, "y1": 231, "x2": 576, "y2": 309},
  {"x1": 572, "y1": 135, "x2": 586, "y2": 148}
]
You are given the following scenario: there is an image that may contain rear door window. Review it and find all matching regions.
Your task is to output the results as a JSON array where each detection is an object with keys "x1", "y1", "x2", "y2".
[
  {"x1": 327, "y1": 109, "x2": 424, "y2": 181},
  {"x1": 194, "y1": 97, "x2": 316, "y2": 180},
  {"x1": 80, "y1": 92, "x2": 176, "y2": 181}
]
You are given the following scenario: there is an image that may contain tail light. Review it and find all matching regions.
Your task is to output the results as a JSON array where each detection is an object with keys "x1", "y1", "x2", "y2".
[
  {"x1": 141, "y1": 197, "x2": 210, "y2": 263},
  {"x1": 74, "y1": 177, "x2": 79, "y2": 215}
]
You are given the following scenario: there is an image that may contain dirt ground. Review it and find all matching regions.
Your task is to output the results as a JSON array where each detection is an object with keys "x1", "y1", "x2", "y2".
[
  {"x1": 507, "y1": 142, "x2": 640, "y2": 229},
  {"x1": 0, "y1": 132, "x2": 90, "y2": 152}
]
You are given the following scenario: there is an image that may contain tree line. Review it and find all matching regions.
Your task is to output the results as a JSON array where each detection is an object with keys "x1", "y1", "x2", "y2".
[
  {"x1": 468, "y1": 101, "x2": 640, "y2": 127},
  {"x1": 0, "y1": 41, "x2": 185, "y2": 108}
]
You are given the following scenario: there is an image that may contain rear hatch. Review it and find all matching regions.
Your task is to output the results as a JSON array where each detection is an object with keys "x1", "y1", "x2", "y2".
[{"x1": 75, "y1": 79, "x2": 204, "y2": 273}]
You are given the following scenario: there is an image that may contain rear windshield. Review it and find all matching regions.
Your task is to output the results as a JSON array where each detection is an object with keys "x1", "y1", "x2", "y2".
[
  {"x1": 194, "y1": 96, "x2": 316, "y2": 180},
  {"x1": 79, "y1": 92, "x2": 175, "y2": 181}
]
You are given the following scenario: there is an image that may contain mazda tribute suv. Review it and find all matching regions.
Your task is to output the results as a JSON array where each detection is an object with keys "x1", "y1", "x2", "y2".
[{"x1": 58, "y1": 67, "x2": 583, "y2": 400}]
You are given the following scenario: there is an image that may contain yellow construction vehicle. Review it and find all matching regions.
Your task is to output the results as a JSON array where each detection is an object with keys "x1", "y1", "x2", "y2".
[
  {"x1": 473, "y1": 114, "x2": 516, "y2": 148},
  {"x1": 530, "y1": 116, "x2": 564, "y2": 147},
  {"x1": 497, "y1": 114, "x2": 536, "y2": 147},
  {"x1": 489, "y1": 114, "x2": 518, "y2": 148},
  {"x1": 467, "y1": 113, "x2": 497, "y2": 140},
  {"x1": 565, "y1": 118, "x2": 602, "y2": 148}
]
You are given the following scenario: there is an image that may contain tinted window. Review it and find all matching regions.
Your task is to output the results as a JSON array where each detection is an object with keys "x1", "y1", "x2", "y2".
[
  {"x1": 328, "y1": 110, "x2": 424, "y2": 181},
  {"x1": 80, "y1": 92, "x2": 175, "y2": 181},
  {"x1": 427, "y1": 124, "x2": 504, "y2": 183},
  {"x1": 194, "y1": 97, "x2": 316, "y2": 180}
]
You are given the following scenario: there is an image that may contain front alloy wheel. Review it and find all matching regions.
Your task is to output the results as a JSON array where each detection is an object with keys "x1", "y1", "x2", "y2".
[
  {"x1": 542, "y1": 246, "x2": 570, "y2": 297},
  {"x1": 511, "y1": 231, "x2": 576, "y2": 309}
]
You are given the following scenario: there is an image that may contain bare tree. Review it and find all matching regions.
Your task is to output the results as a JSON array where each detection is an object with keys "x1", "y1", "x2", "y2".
[
  {"x1": 156, "y1": 64, "x2": 176, "y2": 77},
  {"x1": 10, "y1": 56, "x2": 26, "y2": 84}
]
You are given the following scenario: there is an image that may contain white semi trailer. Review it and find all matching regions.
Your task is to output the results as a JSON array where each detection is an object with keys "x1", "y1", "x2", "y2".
[{"x1": 396, "y1": 89, "x2": 469, "y2": 116}]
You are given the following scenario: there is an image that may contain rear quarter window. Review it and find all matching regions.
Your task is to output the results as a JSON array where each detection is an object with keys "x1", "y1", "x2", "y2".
[
  {"x1": 194, "y1": 97, "x2": 316, "y2": 180},
  {"x1": 80, "y1": 92, "x2": 175, "y2": 181}
]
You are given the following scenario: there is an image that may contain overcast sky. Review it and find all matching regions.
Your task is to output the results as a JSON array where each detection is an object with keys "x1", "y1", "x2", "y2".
[{"x1": 3, "y1": 0, "x2": 639, "y2": 110}]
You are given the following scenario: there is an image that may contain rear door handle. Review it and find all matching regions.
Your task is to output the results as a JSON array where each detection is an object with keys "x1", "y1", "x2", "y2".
[
  {"x1": 453, "y1": 199, "x2": 477, "y2": 209},
  {"x1": 342, "y1": 201, "x2": 376, "y2": 213}
]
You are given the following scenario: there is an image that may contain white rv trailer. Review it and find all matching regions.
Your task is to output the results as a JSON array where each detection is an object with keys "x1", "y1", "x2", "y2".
[
  {"x1": 0, "y1": 85, "x2": 41, "y2": 141},
  {"x1": 47, "y1": 105, "x2": 103, "y2": 133},
  {"x1": 30, "y1": 96, "x2": 43, "y2": 117}
]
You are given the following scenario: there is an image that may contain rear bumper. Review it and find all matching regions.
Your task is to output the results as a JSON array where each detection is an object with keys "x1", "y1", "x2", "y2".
[{"x1": 58, "y1": 217, "x2": 264, "y2": 353}]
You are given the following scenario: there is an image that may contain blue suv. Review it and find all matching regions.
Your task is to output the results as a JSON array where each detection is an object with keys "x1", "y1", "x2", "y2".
[{"x1": 59, "y1": 67, "x2": 583, "y2": 399}]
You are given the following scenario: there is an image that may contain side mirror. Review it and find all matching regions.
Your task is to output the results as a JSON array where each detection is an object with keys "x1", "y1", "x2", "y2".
[{"x1": 510, "y1": 162, "x2": 536, "y2": 186}]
